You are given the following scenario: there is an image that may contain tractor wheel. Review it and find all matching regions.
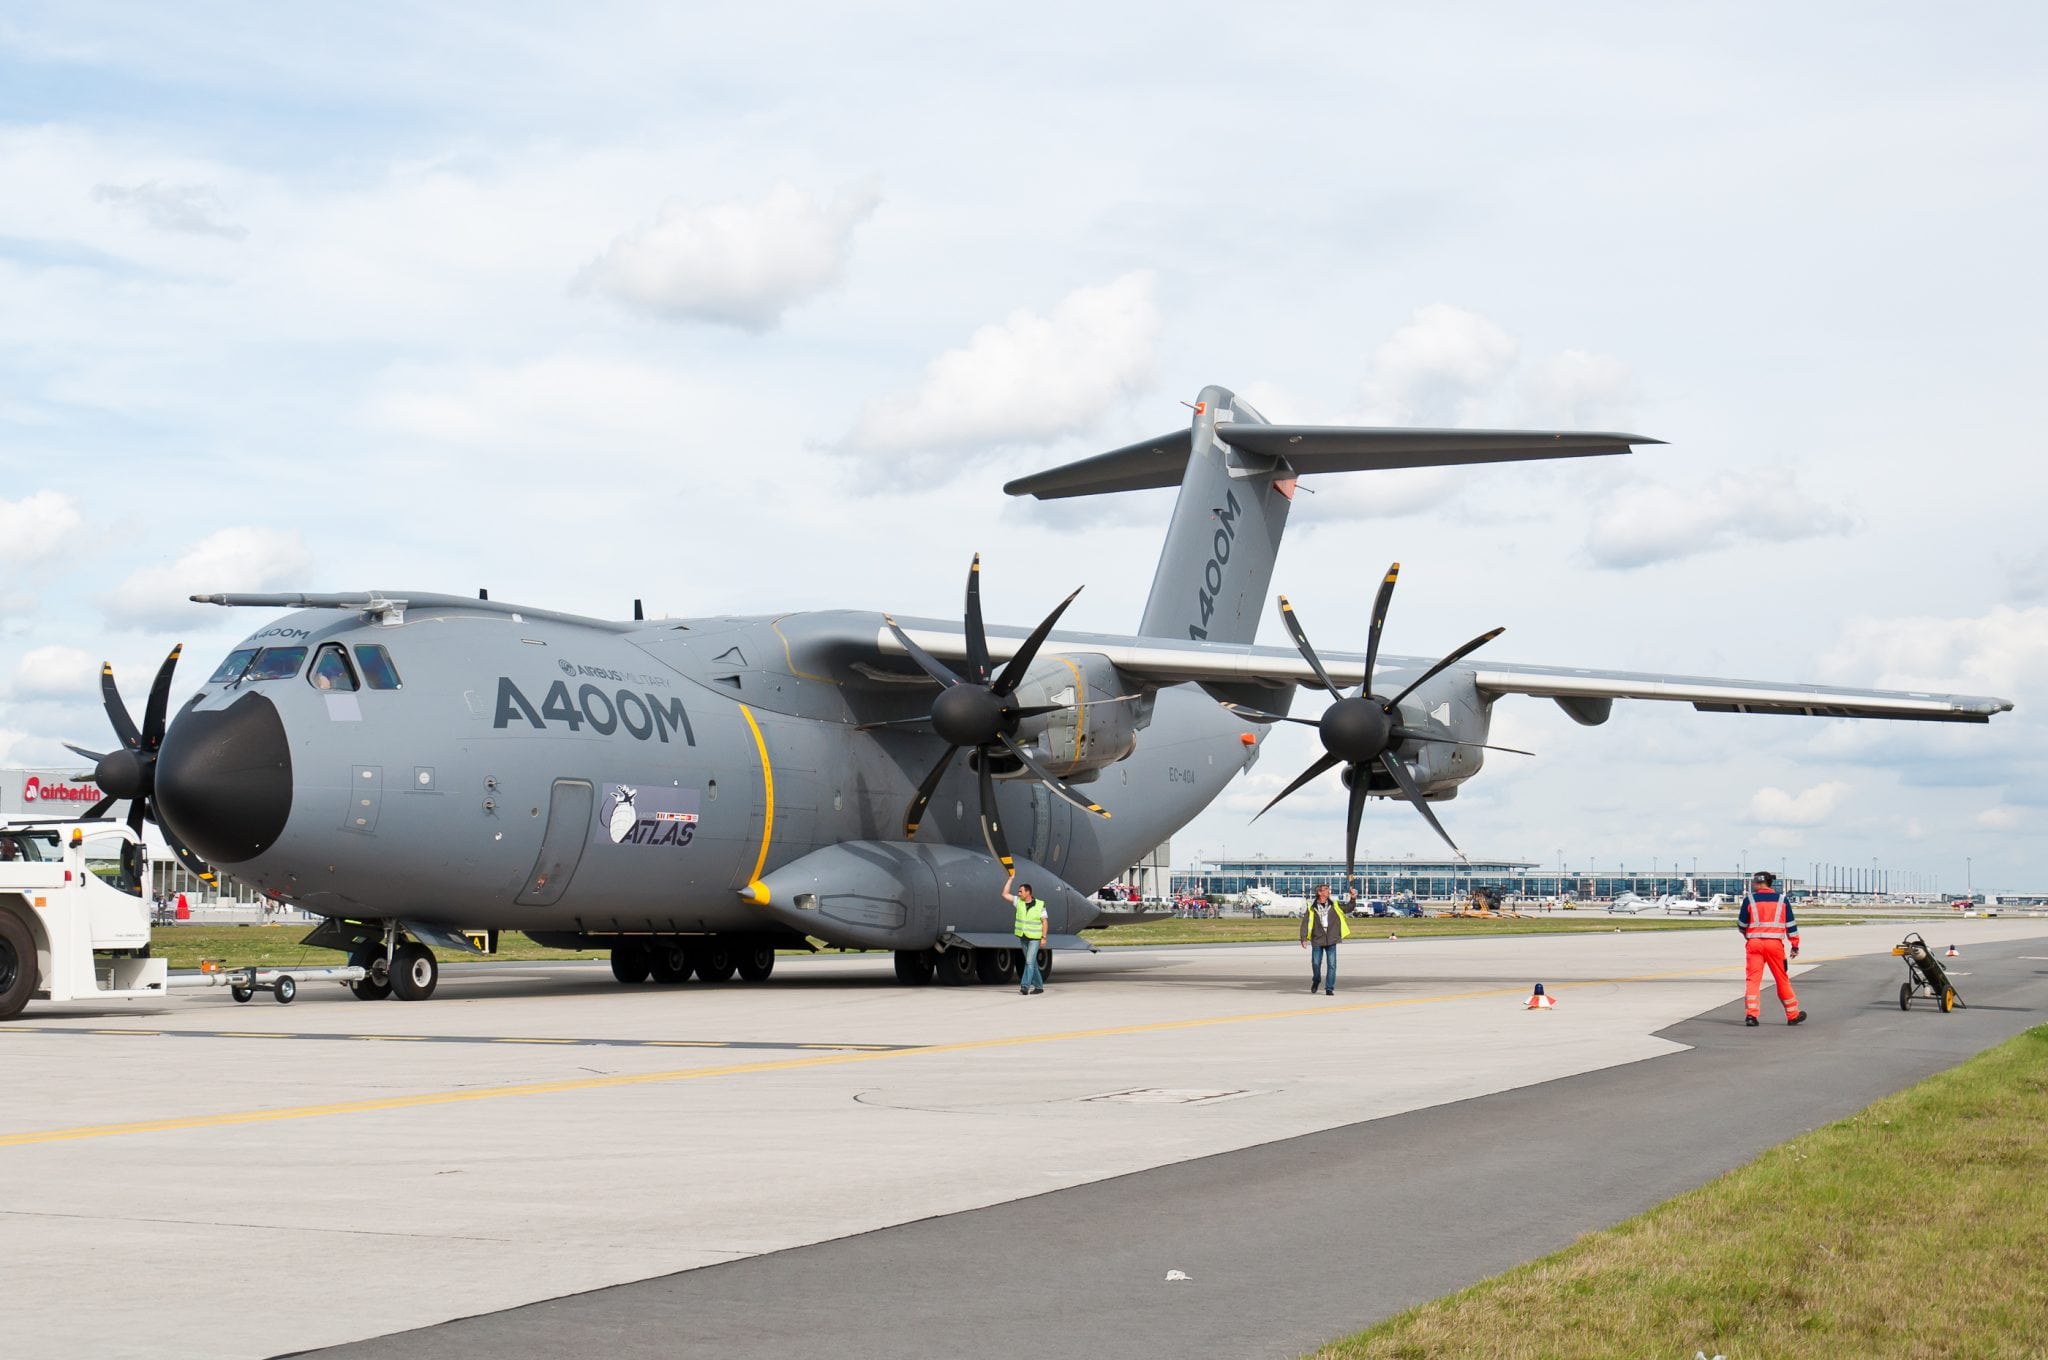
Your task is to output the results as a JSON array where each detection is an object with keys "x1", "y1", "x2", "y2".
[{"x1": 0, "y1": 906, "x2": 39, "y2": 1021}]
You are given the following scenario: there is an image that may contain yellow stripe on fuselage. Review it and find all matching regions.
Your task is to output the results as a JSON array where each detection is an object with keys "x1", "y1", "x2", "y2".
[{"x1": 738, "y1": 703, "x2": 774, "y2": 903}]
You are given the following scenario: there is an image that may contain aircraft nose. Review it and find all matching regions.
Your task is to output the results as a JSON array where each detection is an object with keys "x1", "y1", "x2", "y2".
[{"x1": 155, "y1": 691, "x2": 294, "y2": 865}]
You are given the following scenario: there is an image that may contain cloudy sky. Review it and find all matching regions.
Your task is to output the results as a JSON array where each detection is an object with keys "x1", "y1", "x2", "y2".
[{"x1": 2, "y1": 3, "x2": 2042, "y2": 890}]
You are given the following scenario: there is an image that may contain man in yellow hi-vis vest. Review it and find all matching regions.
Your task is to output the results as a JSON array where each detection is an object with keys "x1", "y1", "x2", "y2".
[
  {"x1": 1003, "y1": 872, "x2": 1048, "y2": 995},
  {"x1": 1299, "y1": 883, "x2": 1351, "y2": 994}
]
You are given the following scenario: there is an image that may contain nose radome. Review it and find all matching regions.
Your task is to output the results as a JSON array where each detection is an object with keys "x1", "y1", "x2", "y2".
[{"x1": 155, "y1": 691, "x2": 294, "y2": 865}]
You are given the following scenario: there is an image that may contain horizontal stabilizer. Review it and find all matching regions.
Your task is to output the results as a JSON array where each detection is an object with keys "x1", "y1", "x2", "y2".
[{"x1": 1005, "y1": 425, "x2": 1658, "y2": 500}]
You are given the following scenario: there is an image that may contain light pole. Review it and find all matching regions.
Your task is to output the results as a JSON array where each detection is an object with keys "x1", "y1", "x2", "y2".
[{"x1": 1967, "y1": 857, "x2": 1973, "y2": 896}]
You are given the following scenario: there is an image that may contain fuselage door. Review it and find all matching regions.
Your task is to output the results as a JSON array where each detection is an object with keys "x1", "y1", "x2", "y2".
[{"x1": 516, "y1": 778, "x2": 595, "y2": 907}]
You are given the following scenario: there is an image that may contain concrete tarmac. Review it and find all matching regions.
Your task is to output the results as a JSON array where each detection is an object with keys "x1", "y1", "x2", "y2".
[{"x1": 3, "y1": 920, "x2": 2043, "y2": 1359}]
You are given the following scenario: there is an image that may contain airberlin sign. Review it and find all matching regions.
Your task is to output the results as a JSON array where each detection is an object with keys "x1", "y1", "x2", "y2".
[{"x1": 23, "y1": 775, "x2": 102, "y2": 804}]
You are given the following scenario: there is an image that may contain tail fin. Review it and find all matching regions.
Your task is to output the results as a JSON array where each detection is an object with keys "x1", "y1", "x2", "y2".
[{"x1": 1004, "y1": 389, "x2": 1657, "y2": 646}]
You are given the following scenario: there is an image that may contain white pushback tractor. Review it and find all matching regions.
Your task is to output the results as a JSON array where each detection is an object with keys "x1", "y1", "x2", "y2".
[{"x1": 0, "y1": 818, "x2": 168, "y2": 1020}]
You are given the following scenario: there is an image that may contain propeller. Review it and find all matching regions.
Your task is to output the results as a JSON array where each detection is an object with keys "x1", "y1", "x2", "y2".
[
  {"x1": 1239, "y1": 563, "x2": 1528, "y2": 882},
  {"x1": 70, "y1": 645, "x2": 216, "y2": 885},
  {"x1": 885, "y1": 554, "x2": 1111, "y2": 872}
]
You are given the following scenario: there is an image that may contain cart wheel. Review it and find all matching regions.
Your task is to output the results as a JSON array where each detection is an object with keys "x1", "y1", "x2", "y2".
[
  {"x1": 1941, "y1": 987, "x2": 1957, "y2": 1013},
  {"x1": 1899, "y1": 982, "x2": 1913, "y2": 1011},
  {"x1": 274, "y1": 975, "x2": 297, "y2": 1005},
  {"x1": 230, "y1": 985, "x2": 253, "y2": 1004}
]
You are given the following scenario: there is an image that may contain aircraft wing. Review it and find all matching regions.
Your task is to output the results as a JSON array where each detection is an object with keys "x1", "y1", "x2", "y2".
[{"x1": 878, "y1": 623, "x2": 2013, "y2": 724}]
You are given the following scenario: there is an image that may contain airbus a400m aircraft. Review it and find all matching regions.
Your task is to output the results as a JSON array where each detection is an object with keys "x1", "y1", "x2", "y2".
[{"x1": 72, "y1": 387, "x2": 2012, "y2": 1002}]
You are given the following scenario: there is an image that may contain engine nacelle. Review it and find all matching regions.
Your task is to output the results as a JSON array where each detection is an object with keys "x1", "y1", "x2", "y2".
[
  {"x1": 1005, "y1": 652, "x2": 1141, "y2": 779},
  {"x1": 1381, "y1": 670, "x2": 1494, "y2": 798}
]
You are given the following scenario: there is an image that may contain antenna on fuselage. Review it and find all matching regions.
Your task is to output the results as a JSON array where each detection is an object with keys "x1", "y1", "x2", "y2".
[
  {"x1": 633, "y1": 598, "x2": 644, "y2": 621},
  {"x1": 479, "y1": 588, "x2": 489, "y2": 600}
]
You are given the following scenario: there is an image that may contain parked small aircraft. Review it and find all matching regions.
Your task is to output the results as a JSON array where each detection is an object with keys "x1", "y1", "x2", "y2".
[{"x1": 69, "y1": 387, "x2": 2013, "y2": 1001}]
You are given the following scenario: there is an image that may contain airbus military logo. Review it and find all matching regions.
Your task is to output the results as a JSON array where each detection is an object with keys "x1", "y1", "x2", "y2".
[
  {"x1": 597, "y1": 783, "x2": 699, "y2": 848},
  {"x1": 493, "y1": 677, "x2": 696, "y2": 743}
]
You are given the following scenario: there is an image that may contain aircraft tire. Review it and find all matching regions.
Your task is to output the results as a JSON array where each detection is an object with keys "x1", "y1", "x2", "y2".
[
  {"x1": 974, "y1": 947, "x2": 1017, "y2": 986},
  {"x1": 391, "y1": 942, "x2": 439, "y2": 1001},
  {"x1": 933, "y1": 946, "x2": 977, "y2": 987},
  {"x1": 736, "y1": 943, "x2": 775, "y2": 982},
  {"x1": 893, "y1": 950, "x2": 934, "y2": 986},
  {"x1": 611, "y1": 944, "x2": 651, "y2": 985},
  {"x1": 1036, "y1": 947, "x2": 1054, "y2": 981},
  {"x1": 691, "y1": 940, "x2": 737, "y2": 984},
  {"x1": 0, "y1": 906, "x2": 35, "y2": 1021},
  {"x1": 649, "y1": 943, "x2": 692, "y2": 984},
  {"x1": 348, "y1": 949, "x2": 393, "y2": 1001}
]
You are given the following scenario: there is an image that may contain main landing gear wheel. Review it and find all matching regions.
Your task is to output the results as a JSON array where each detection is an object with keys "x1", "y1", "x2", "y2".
[
  {"x1": 736, "y1": 942, "x2": 775, "y2": 983},
  {"x1": 649, "y1": 943, "x2": 692, "y2": 984},
  {"x1": 933, "y1": 947, "x2": 978, "y2": 987},
  {"x1": 691, "y1": 940, "x2": 737, "y2": 983},
  {"x1": 0, "y1": 906, "x2": 38, "y2": 1021},
  {"x1": 975, "y1": 947, "x2": 1018, "y2": 986},
  {"x1": 390, "y1": 942, "x2": 439, "y2": 1001},
  {"x1": 611, "y1": 943, "x2": 651, "y2": 985},
  {"x1": 348, "y1": 949, "x2": 392, "y2": 1002},
  {"x1": 1900, "y1": 981, "x2": 1914, "y2": 1011},
  {"x1": 1035, "y1": 947, "x2": 1053, "y2": 982},
  {"x1": 893, "y1": 950, "x2": 934, "y2": 986}
]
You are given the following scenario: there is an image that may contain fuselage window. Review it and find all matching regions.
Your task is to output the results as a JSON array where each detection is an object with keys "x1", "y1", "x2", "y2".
[
  {"x1": 353, "y1": 644, "x2": 402, "y2": 690},
  {"x1": 209, "y1": 648, "x2": 260, "y2": 684},
  {"x1": 309, "y1": 643, "x2": 359, "y2": 692},
  {"x1": 245, "y1": 646, "x2": 308, "y2": 681}
]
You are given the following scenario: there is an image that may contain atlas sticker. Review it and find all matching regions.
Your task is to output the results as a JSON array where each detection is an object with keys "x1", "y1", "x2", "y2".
[{"x1": 597, "y1": 784, "x2": 700, "y2": 849}]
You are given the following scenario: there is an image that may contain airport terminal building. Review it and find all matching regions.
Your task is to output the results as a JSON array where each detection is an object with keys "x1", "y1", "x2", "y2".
[{"x1": 1170, "y1": 854, "x2": 1784, "y2": 903}]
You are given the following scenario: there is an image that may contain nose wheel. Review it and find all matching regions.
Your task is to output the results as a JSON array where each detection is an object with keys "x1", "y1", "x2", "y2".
[{"x1": 390, "y1": 942, "x2": 440, "y2": 1001}]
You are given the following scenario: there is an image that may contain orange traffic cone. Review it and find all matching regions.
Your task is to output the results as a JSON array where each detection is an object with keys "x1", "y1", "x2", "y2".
[
  {"x1": 1946, "y1": 944, "x2": 1959, "y2": 958},
  {"x1": 1526, "y1": 983, "x2": 1556, "y2": 1009}
]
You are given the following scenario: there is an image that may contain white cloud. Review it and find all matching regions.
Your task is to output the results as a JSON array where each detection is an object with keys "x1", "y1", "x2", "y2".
[
  {"x1": 92, "y1": 180, "x2": 247, "y2": 239},
  {"x1": 1519, "y1": 348, "x2": 1637, "y2": 428},
  {"x1": 366, "y1": 354, "x2": 706, "y2": 455},
  {"x1": 0, "y1": 491, "x2": 85, "y2": 564},
  {"x1": 1356, "y1": 304, "x2": 1517, "y2": 424},
  {"x1": 10, "y1": 645, "x2": 96, "y2": 702},
  {"x1": 1748, "y1": 780, "x2": 1850, "y2": 826},
  {"x1": 1819, "y1": 605, "x2": 2048, "y2": 697},
  {"x1": 1976, "y1": 805, "x2": 2025, "y2": 830},
  {"x1": 103, "y1": 528, "x2": 313, "y2": 631},
  {"x1": 1585, "y1": 468, "x2": 1855, "y2": 569},
  {"x1": 576, "y1": 180, "x2": 879, "y2": 330},
  {"x1": 846, "y1": 271, "x2": 1160, "y2": 461}
]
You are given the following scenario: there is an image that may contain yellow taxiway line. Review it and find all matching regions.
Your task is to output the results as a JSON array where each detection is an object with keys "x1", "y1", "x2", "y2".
[{"x1": 0, "y1": 959, "x2": 1762, "y2": 1150}]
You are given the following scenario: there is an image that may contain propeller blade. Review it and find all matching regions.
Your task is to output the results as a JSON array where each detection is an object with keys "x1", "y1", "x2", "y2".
[
  {"x1": 1221, "y1": 703, "x2": 1321, "y2": 728},
  {"x1": 1344, "y1": 772, "x2": 1371, "y2": 884},
  {"x1": 64, "y1": 741, "x2": 107, "y2": 763},
  {"x1": 126, "y1": 798, "x2": 147, "y2": 838},
  {"x1": 101, "y1": 662, "x2": 141, "y2": 751},
  {"x1": 157, "y1": 817, "x2": 217, "y2": 884},
  {"x1": 963, "y1": 554, "x2": 991, "y2": 685},
  {"x1": 84, "y1": 795, "x2": 117, "y2": 820},
  {"x1": 903, "y1": 745, "x2": 961, "y2": 838},
  {"x1": 997, "y1": 733, "x2": 1111, "y2": 820},
  {"x1": 1010, "y1": 703, "x2": 1067, "y2": 721},
  {"x1": 1378, "y1": 751, "x2": 1462, "y2": 857},
  {"x1": 1385, "y1": 627, "x2": 1506, "y2": 711},
  {"x1": 1277, "y1": 597, "x2": 1344, "y2": 700},
  {"x1": 991, "y1": 586, "x2": 1083, "y2": 697},
  {"x1": 855, "y1": 715, "x2": 935, "y2": 732},
  {"x1": 1391, "y1": 728, "x2": 1536, "y2": 757},
  {"x1": 1361, "y1": 562, "x2": 1399, "y2": 697},
  {"x1": 141, "y1": 643, "x2": 182, "y2": 749},
  {"x1": 884, "y1": 615, "x2": 963, "y2": 689},
  {"x1": 976, "y1": 757, "x2": 1013, "y2": 872},
  {"x1": 1251, "y1": 750, "x2": 1344, "y2": 822}
]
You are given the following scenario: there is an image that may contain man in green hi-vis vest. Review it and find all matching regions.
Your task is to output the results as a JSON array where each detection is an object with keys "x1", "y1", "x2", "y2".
[{"x1": 1002, "y1": 872, "x2": 1047, "y2": 995}]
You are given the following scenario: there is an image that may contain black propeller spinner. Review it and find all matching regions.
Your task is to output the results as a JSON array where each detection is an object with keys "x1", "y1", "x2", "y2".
[
  {"x1": 1234, "y1": 563, "x2": 1532, "y2": 882},
  {"x1": 67, "y1": 645, "x2": 216, "y2": 885},
  {"x1": 884, "y1": 554, "x2": 1111, "y2": 873}
]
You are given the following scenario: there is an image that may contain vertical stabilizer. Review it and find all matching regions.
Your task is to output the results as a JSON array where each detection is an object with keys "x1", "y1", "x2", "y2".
[{"x1": 1136, "y1": 386, "x2": 1293, "y2": 644}]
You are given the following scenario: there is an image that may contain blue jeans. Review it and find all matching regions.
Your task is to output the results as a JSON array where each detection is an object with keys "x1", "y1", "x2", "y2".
[
  {"x1": 1311, "y1": 944, "x2": 1337, "y2": 993},
  {"x1": 1018, "y1": 939, "x2": 1044, "y2": 990}
]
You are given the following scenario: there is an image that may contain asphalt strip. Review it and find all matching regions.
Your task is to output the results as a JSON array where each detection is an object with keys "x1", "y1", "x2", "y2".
[{"x1": 295, "y1": 941, "x2": 2048, "y2": 1360}]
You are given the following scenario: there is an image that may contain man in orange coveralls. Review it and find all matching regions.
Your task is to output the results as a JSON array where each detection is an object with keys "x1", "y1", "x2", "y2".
[{"x1": 1739, "y1": 870, "x2": 1806, "y2": 1027}]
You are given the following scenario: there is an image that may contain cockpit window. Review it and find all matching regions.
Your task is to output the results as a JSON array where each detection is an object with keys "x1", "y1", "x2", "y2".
[
  {"x1": 245, "y1": 646, "x2": 307, "y2": 681},
  {"x1": 354, "y1": 644, "x2": 402, "y2": 690},
  {"x1": 308, "y1": 643, "x2": 359, "y2": 692},
  {"x1": 209, "y1": 648, "x2": 260, "y2": 684}
]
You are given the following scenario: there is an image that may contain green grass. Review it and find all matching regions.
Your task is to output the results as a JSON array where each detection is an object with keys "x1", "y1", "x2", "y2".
[
  {"x1": 1310, "y1": 1025, "x2": 2048, "y2": 1360},
  {"x1": 148, "y1": 914, "x2": 1727, "y2": 970}
]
